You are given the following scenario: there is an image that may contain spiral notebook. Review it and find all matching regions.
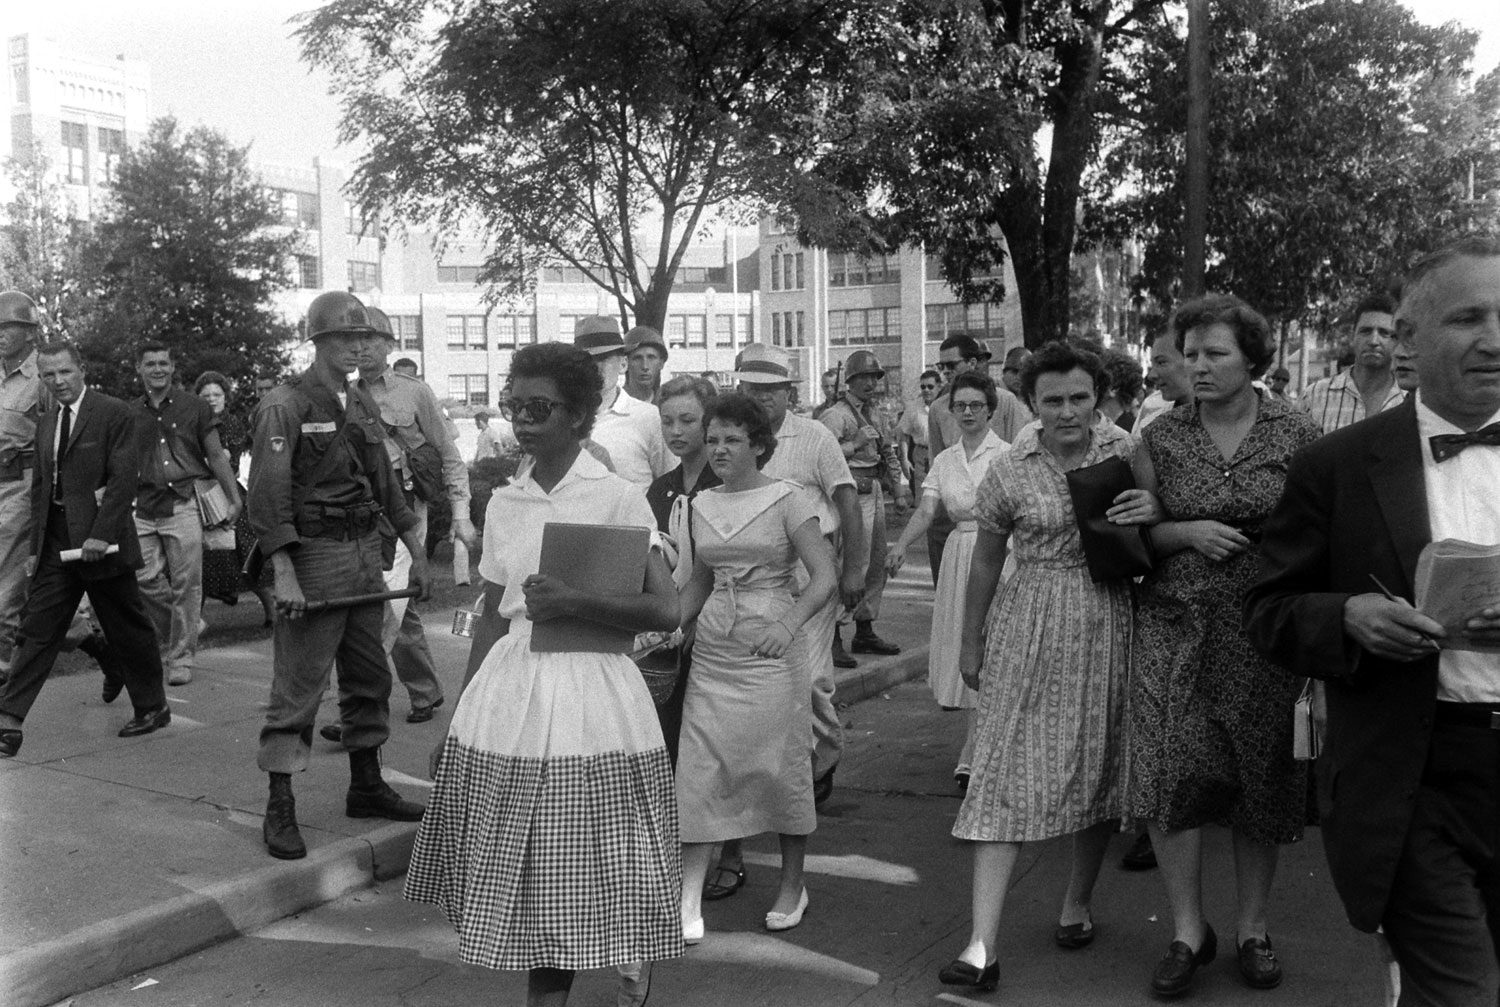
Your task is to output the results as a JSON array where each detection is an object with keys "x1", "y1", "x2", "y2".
[{"x1": 529, "y1": 522, "x2": 651, "y2": 654}]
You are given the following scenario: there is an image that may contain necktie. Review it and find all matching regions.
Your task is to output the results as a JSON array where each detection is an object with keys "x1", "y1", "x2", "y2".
[
  {"x1": 1429, "y1": 421, "x2": 1500, "y2": 462},
  {"x1": 54, "y1": 405, "x2": 71, "y2": 503}
]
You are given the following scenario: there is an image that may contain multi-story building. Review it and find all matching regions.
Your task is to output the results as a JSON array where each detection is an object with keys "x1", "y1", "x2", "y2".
[{"x1": 3, "y1": 33, "x2": 151, "y2": 220}]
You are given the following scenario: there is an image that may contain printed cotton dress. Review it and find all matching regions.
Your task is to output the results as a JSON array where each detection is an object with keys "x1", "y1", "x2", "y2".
[
  {"x1": 676, "y1": 480, "x2": 820, "y2": 842},
  {"x1": 404, "y1": 451, "x2": 683, "y2": 971},
  {"x1": 953, "y1": 419, "x2": 1134, "y2": 843}
]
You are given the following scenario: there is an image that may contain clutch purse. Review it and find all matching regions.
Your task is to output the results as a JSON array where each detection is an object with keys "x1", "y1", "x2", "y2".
[
  {"x1": 1064, "y1": 456, "x2": 1155, "y2": 583},
  {"x1": 1293, "y1": 680, "x2": 1323, "y2": 761}
]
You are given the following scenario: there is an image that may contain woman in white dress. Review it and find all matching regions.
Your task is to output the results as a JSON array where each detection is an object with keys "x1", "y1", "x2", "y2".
[
  {"x1": 676, "y1": 393, "x2": 837, "y2": 943},
  {"x1": 886, "y1": 372, "x2": 1010, "y2": 788},
  {"x1": 405, "y1": 343, "x2": 682, "y2": 1007}
]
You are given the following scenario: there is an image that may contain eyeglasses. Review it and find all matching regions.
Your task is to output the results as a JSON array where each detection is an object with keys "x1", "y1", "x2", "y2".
[
  {"x1": 936, "y1": 361, "x2": 959, "y2": 372},
  {"x1": 503, "y1": 398, "x2": 563, "y2": 424},
  {"x1": 951, "y1": 401, "x2": 989, "y2": 414}
]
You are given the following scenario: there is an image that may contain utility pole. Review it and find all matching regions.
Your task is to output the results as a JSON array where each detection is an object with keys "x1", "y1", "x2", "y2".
[{"x1": 1184, "y1": 0, "x2": 1209, "y2": 298}]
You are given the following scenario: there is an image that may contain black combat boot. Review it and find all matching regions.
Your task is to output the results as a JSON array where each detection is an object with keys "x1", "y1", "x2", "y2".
[
  {"x1": 347, "y1": 747, "x2": 425, "y2": 821},
  {"x1": 263, "y1": 772, "x2": 306, "y2": 860}
]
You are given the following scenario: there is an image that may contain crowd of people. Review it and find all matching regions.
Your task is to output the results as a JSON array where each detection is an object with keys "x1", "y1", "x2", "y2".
[{"x1": 0, "y1": 232, "x2": 1497, "y2": 1007}]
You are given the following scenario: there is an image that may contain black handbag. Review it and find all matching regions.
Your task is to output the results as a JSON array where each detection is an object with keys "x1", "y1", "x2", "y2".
[{"x1": 1065, "y1": 456, "x2": 1155, "y2": 583}]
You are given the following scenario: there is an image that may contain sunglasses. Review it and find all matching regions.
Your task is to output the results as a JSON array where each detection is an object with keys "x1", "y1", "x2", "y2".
[
  {"x1": 503, "y1": 398, "x2": 564, "y2": 424},
  {"x1": 936, "y1": 361, "x2": 959, "y2": 372}
]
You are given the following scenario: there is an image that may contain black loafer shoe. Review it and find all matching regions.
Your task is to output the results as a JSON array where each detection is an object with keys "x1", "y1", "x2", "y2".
[
  {"x1": 1237, "y1": 935, "x2": 1282, "y2": 989},
  {"x1": 0, "y1": 728, "x2": 21, "y2": 758},
  {"x1": 319, "y1": 723, "x2": 343, "y2": 743},
  {"x1": 1151, "y1": 924, "x2": 1216, "y2": 998},
  {"x1": 118, "y1": 704, "x2": 171, "y2": 738},
  {"x1": 1055, "y1": 920, "x2": 1096, "y2": 949},
  {"x1": 851, "y1": 633, "x2": 900, "y2": 656},
  {"x1": 1122, "y1": 831, "x2": 1158, "y2": 871},
  {"x1": 100, "y1": 672, "x2": 124, "y2": 704},
  {"x1": 938, "y1": 958, "x2": 999, "y2": 992},
  {"x1": 407, "y1": 697, "x2": 444, "y2": 723}
]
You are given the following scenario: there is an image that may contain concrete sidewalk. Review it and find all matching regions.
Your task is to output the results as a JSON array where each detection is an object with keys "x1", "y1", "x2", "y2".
[{"x1": 0, "y1": 565, "x2": 936, "y2": 1007}]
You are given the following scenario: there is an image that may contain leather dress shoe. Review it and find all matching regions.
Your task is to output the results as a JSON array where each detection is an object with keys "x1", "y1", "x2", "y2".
[
  {"x1": 851, "y1": 632, "x2": 900, "y2": 656},
  {"x1": 407, "y1": 697, "x2": 444, "y2": 723},
  {"x1": 320, "y1": 723, "x2": 343, "y2": 743},
  {"x1": 831, "y1": 638, "x2": 856, "y2": 669},
  {"x1": 0, "y1": 728, "x2": 21, "y2": 758},
  {"x1": 1237, "y1": 935, "x2": 1282, "y2": 989},
  {"x1": 80, "y1": 633, "x2": 125, "y2": 703},
  {"x1": 100, "y1": 671, "x2": 125, "y2": 704},
  {"x1": 1055, "y1": 919, "x2": 1096, "y2": 949},
  {"x1": 938, "y1": 958, "x2": 999, "y2": 992},
  {"x1": 1152, "y1": 923, "x2": 1217, "y2": 998},
  {"x1": 118, "y1": 705, "x2": 171, "y2": 738},
  {"x1": 1122, "y1": 831, "x2": 1158, "y2": 870}
]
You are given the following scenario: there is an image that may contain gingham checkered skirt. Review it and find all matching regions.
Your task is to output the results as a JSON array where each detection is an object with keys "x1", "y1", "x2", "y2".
[{"x1": 405, "y1": 631, "x2": 684, "y2": 971}]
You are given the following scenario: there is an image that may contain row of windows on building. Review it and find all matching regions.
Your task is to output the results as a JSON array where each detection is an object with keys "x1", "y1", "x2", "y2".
[
  {"x1": 539, "y1": 264, "x2": 732, "y2": 287},
  {"x1": 266, "y1": 190, "x2": 378, "y2": 238},
  {"x1": 59, "y1": 120, "x2": 125, "y2": 186},
  {"x1": 295, "y1": 255, "x2": 381, "y2": 293},
  {"x1": 768, "y1": 251, "x2": 905, "y2": 291}
]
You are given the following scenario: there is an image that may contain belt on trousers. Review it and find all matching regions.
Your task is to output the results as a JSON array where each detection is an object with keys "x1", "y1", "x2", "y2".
[
  {"x1": 1433, "y1": 702, "x2": 1500, "y2": 730},
  {"x1": 0, "y1": 450, "x2": 34, "y2": 482},
  {"x1": 299, "y1": 503, "x2": 382, "y2": 541}
]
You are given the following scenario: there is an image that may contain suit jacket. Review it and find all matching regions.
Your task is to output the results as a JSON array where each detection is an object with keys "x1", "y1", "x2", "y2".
[
  {"x1": 31, "y1": 389, "x2": 145, "y2": 580},
  {"x1": 1243, "y1": 398, "x2": 1436, "y2": 932}
]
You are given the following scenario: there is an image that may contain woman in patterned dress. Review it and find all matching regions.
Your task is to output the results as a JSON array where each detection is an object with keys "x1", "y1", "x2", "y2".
[
  {"x1": 886, "y1": 371, "x2": 1009, "y2": 788},
  {"x1": 404, "y1": 343, "x2": 682, "y2": 1007},
  {"x1": 676, "y1": 394, "x2": 837, "y2": 942},
  {"x1": 1129, "y1": 295, "x2": 1321, "y2": 997},
  {"x1": 939, "y1": 343, "x2": 1160, "y2": 993}
]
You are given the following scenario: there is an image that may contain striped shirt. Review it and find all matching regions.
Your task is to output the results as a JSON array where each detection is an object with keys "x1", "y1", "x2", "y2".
[
  {"x1": 764, "y1": 412, "x2": 855, "y2": 535},
  {"x1": 1300, "y1": 369, "x2": 1406, "y2": 435}
]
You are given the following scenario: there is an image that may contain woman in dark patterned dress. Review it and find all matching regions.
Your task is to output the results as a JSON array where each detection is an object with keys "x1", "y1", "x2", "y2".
[
  {"x1": 1129, "y1": 295, "x2": 1321, "y2": 997},
  {"x1": 195, "y1": 372, "x2": 274, "y2": 625}
]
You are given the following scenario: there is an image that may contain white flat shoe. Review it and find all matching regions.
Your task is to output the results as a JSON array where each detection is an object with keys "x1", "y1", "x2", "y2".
[
  {"x1": 765, "y1": 889, "x2": 809, "y2": 932},
  {"x1": 683, "y1": 916, "x2": 704, "y2": 945}
]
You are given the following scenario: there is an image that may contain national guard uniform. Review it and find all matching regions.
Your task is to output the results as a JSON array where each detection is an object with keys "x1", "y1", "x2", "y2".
[
  {"x1": 0, "y1": 292, "x2": 47, "y2": 676},
  {"x1": 248, "y1": 290, "x2": 428, "y2": 860}
]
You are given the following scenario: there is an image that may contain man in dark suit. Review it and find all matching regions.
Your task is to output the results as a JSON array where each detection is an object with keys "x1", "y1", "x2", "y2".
[
  {"x1": 1245, "y1": 236, "x2": 1500, "y2": 1006},
  {"x1": 0, "y1": 341, "x2": 170, "y2": 757}
]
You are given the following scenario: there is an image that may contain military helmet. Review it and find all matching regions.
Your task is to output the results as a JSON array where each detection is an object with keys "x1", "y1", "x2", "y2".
[
  {"x1": 844, "y1": 349, "x2": 885, "y2": 381},
  {"x1": 0, "y1": 291, "x2": 41, "y2": 328},
  {"x1": 365, "y1": 305, "x2": 396, "y2": 338},
  {"x1": 306, "y1": 291, "x2": 374, "y2": 339}
]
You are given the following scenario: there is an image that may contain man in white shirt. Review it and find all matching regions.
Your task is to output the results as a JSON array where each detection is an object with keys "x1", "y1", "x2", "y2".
[
  {"x1": 573, "y1": 316, "x2": 672, "y2": 487},
  {"x1": 1247, "y1": 238, "x2": 1500, "y2": 1005}
]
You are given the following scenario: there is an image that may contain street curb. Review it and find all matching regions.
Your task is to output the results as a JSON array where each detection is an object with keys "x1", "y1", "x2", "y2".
[
  {"x1": 6, "y1": 822, "x2": 416, "y2": 1007},
  {"x1": 832, "y1": 643, "x2": 929, "y2": 707}
]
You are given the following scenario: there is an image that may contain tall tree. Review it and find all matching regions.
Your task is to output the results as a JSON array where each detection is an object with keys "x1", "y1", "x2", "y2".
[
  {"x1": 0, "y1": 145, "x2": 97, "y2": 340},
  {"x1": 85, "y1": 117, "x2": 297, "y2": 396},
  {"x1": 1089, "y1": 0, "x2": 1500, "y2": 329},
  {"x1": 297, "y1": 0, "x2": 860, "y2": 331},
  {"x1": 795, "y1": 0, "x2": 1168, "y2": 348}
]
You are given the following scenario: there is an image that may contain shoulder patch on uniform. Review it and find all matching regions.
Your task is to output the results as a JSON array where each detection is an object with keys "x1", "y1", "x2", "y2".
[{"x1": 270, "y1": 436, "x2": 287, "y2": 453}]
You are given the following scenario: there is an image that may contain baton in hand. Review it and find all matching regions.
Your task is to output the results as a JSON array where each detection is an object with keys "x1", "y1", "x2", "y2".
[{"x1": 302, "y1": 587, "x2": 421, "y2": 613}]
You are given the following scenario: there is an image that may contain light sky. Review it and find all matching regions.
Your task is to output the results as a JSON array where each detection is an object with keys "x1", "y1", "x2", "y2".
[{"x1": 12, "y1": 0, "x2": 1500, "y2": 170}]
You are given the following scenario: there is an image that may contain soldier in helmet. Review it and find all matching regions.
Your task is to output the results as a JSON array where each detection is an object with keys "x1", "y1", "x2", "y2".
[
  {"x1": 0, "y1": 292, "x2": 47, "y2": 680},
  {"x1": 820, "y1": 350, "x2": 911, "y2": 659},
  {"x1": 247, "y1": 291, "x2": 432, "y2": 860}
]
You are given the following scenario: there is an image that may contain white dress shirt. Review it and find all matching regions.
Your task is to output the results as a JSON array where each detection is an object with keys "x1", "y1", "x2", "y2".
[{"x1": 591, "y1": 387, "x2": 672, "y2": 488}]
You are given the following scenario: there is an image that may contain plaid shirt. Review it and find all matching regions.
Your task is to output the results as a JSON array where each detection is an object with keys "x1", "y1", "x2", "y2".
[{"x1": 1299, "y1": 369, "x2": 1406, "y2": 435}]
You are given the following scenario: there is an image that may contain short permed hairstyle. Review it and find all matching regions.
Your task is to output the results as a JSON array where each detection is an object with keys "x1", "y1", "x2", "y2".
[
  {"x1": 1019, "y1": 341, "x2": 1108, "y2": 410},
  {"x1": 1101, "y1": 349, "x2": 1144, "y2": 405},
  {"x1": 703, "y1": 392, "x2": 777, "y2": 470},
  {"x1": 194, "y1": 370, "x2": 231, "y2": 399},
  {"x1": 658, "y1": 375, "x2": 718, "y2": 413},
  {"x1": 947, "y1": 371, "x2": 998, "y2": 414},
  {"x1": 509, "y1": 342, "x2": 603, "y2": 439},
  {"x1": 1170, "y1": 293, "x2": 1277, "y2": 380}
]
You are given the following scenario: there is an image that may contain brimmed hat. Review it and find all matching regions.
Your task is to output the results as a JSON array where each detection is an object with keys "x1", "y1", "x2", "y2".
[
  {"x1": 573, "y1": 315, "x2": 625, "y2": 356},
  {"x1": 625, "y1": 325, "x2": 668, "y2": 359},
  {"x1": 734, "y1": 343, "x2": 792, "y2": 385}
]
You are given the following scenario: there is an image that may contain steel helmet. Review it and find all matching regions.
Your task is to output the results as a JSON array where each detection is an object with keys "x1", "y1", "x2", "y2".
[
  {"x1": 844, "y1": 349, "x2": 885, "y2": 381},
  {"x1": 306, "y1": 291, "x2": 374, "y2": 339},
  {"x1": 365, "y1": 305, "x2": 396, "y2": 338},
  {"x1": 0, "y1": 291, "x2": 41, "y2": 328}
]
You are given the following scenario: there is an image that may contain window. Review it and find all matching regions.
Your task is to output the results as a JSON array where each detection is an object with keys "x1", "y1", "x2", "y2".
[
  {"x1": 770, "y1": 313, "x2": 782, "y2": 346},
  {"x1": 446, "y1": 315, "x2": 486, "y2": 350},
  {"x1": 448, "y1": 374, "x2": 489, "y2": 407},
  {"x1": 391, "y1": 315, "x2": 422, "y2": 351},
  {"x1": 770, "y1": 257, "x2": 781, "y2": 292},
  {"x1": 61, "y1": 121, "x2": 87, "y2": 184},
  {"x1": 770, "y1": 311, "x2": 804, "y2": 348},
  {"x1": 347, "y1": 260, "x2": 380, "y2": 293},
  {"x1": 769, "y1": 252, "x2": 805, "y2": 292},
  {"x1": 345, "y1": 201, "x2": 368, "y2": 237},
  {"x1": 715, "y1": 315, "x2": 734, "y2": 348},
  {"x1": 684, "y1": 315, "x2": 706, "y2": 348},
  {"x1": 97, "y1": 127, "x2": 124, "y2": 186},
  {"x1": 925, "y1": 301, "x2": 1005, "y2": 342},
  {"x1": 828, "y1": 308, "x2": 901, "y2": 345},
  {"x1": 667, "y1": 315, "x2": 687, "y2": 347},
  {"x1": 542, "y1": 265, "x2": 591, "y2": 284},
  {"x1": 739, "y1": 313, "x2": 753, "y2": 342},
  {"x1": 492, "y1": 314, "x2": 535, "y2": 348},
  {"x1": 828, "y1": 252, "x2": 900, "y2": 287},
  {"x1": 295, "y1": 254, "x2": 320, "y2": 289},
  {"x1": 273, "y1": 189, "x2": 319, "y2": 229},
  {"x1": 795, "y1": 253, "x2": 805, "y2": 290},
  {"x1": 436, "y1": 265, "x2": 481, "y2": 284}
]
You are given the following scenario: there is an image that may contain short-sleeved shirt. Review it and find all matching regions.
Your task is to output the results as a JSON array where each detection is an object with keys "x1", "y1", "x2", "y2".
[
  {"x1": 897, "y1": 402, "x2": 930, "y2": 450},
  {"x1": 247, "y1": 368, "x2": 417, "y2": 556},
  {"x1": 136, "y1": 390, "x2": 219, "y2": 519},
  {"x1": 1299, "y1": 369, "x2": 1405, "y2": 435},
  {"x1": 0, "y1": 350, "x2": 46, "y2": 458},
  {"x1": 479, "y1": 450, "x2": 656, "y2": 624},
  {"x1": 592, "y1": 389, "x2": 673, "y2": 487},
  {"x1": 922, "y1": 430, "x2": 1009, "y2": 524},
  {"x1": 820, "y1": 394, "x2": 885, "y2": 470},
  {"x1": 361, "y1": 367, "x2": 470, "y2": 506},
  {"x1": 763, "y1": 412, "x2": 855, "y2": 535}
]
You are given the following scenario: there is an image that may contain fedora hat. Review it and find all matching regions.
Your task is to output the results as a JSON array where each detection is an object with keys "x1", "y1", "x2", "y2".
[
  {"x1": 574, "y1": 315, "x2": 625, "y2": 356},
  {"x1": 734, "y1": 342, "x2": 792, "y2": 384}
]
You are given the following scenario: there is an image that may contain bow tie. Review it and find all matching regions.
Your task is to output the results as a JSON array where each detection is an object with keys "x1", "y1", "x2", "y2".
[{"x1": 1430, "y1": 422, "x2": 1500, "y2": 462}]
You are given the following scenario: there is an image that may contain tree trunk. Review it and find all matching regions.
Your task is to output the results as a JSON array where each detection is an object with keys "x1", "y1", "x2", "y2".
[{"x1": 630, "y1": 279, "x2": 673, "y2": 334}]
